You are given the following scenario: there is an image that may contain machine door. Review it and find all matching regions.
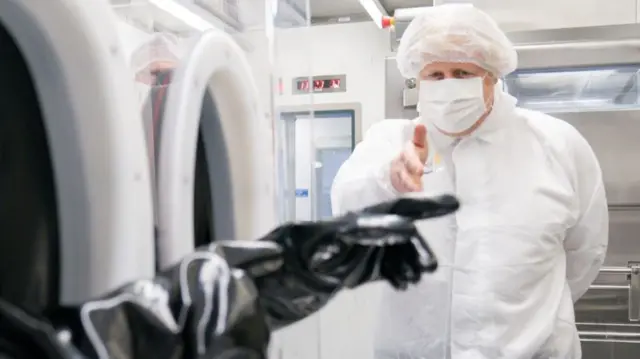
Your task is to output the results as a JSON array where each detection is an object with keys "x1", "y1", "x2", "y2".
[
  {"x1": 0, "y1": 0, "x2": 155, "y2": 309},
  {"x1": 155, "y1": 30, "x2": 276, "y2": 269},
  {"x1": 505, "y1": 63, "x2": 640, "y2": 358}
]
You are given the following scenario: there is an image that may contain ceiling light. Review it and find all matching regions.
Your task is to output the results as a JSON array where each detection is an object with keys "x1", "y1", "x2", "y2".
[{"x1": 148, "y1": 0, "x2": 214, "y2": 31}]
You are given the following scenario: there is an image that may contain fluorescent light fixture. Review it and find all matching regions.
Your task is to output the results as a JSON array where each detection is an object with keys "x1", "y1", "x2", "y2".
[
  {"x1": 358, "y1": 0, "x2": 388, "y2": 28},
  {"x1": 148, "y1": 0, "x2": 215, "y2": 31},
  {"x1": 393, "y1": 7, "x2": 431, "y2": 22},
  {"x1": 433, "y1": 0, "x2": 474, "y2": 4}
]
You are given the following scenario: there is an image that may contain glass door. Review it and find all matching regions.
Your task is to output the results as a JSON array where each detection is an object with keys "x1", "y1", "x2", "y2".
[
  {"x1": 315, "y1": 147, "x2": 352, "y2": 219},
  {"x1": 277, "y1": 110, "x2": 355, "y2": 223}
]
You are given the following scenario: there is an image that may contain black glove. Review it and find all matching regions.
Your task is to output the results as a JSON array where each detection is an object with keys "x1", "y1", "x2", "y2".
[{"x1": 240, "y1": 194, "x2": 459, "y2": 329}]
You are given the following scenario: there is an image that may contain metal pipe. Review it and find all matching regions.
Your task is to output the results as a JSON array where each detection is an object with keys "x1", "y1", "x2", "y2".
[
  {"x1": 580, "y1": 338, "x2": 640, "y2": 344},
  {"x1": 578, "y1": 322, "x2": 640, "y2": 327},
  {"x1": 580, "y1": 330, "x2": 640, "y2": 338},
  {"x1": 600, "y1": 267, "x2": 633, "y2": 274},
  {"x1": 590, "y1": 284, "x2": 630, "y2": 290},
  {"x1": 515, "y1": 39, "x2": 640, "y2": 52}
]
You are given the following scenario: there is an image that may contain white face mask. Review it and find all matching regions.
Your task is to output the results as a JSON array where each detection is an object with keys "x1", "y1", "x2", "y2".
[{"x1": 418, "y1": 77, "x2": 487, "y2": 134}]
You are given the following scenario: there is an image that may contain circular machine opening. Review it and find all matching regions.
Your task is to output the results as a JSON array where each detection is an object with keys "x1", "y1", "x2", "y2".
[
  {"x1": 147, "y1": 73, "x2": 232, "y2": 251},
  {"x1": 193, "y1": 124, "x2": 215, "y2": 247},
  {"x1": 0, "y1": 23, "x2": 59, "y2": 315},
  {"x1": 195, "y1": 88, "x2": 234, "y2": 245}
]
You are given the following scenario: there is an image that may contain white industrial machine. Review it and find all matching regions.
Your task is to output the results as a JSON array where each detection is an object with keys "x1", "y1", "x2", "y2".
[
  {"x1": 0, "y1": 0, "x2": 155, "y2": 316},
  {"x1": 0, "y1": 0, "x2": 278, "y2": 313},
  {"x1": 156, "y1": 30, "x2": 276, "y2": 267},
  {"x1": 111, "y1": 0, "x2": 278, "y2": 269}
]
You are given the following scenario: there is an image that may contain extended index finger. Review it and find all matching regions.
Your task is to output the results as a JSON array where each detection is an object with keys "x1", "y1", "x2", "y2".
[
  {"x1": 412, "y1": 124, "x2": 427, "y2": 148},
  {"x1": 412, "y1": 124, "x2": 428, "y2": 163}
]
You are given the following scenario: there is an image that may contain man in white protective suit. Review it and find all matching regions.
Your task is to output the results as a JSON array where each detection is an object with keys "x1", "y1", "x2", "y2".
[{"x1": 330, "y1": 4, "x2": 609, "y2": 359}]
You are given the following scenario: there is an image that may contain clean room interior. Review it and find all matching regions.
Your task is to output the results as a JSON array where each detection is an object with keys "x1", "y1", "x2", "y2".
[
  {"x1": 266, "y1": 1, "x2": 640, "y2": 358},
  {"x1": 1, "y1": 0, "x2": 640, "y2": 357}
]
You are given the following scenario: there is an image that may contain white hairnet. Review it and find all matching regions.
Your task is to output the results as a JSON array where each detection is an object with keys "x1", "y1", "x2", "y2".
[{"x1": 396, "y1": 4, "x2": 517, "y2": 79}]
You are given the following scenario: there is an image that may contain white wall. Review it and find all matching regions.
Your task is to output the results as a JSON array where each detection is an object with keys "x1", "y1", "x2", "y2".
[
  {"x1": 273, "y1": 22, "x2": 391, "y2": 133},
  {"x1": 436, "y1": 0, "x2": 638, "y2": 31}
]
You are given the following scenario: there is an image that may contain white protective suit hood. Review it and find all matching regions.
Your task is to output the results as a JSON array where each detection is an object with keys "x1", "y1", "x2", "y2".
[{"x1": 331, "y1": 85, "x2": 608, "y2": 358}]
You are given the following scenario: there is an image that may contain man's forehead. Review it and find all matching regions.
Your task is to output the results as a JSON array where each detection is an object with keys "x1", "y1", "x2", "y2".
[{"x1": 422, "y1": 62, "x2": 486, "y2": 72}]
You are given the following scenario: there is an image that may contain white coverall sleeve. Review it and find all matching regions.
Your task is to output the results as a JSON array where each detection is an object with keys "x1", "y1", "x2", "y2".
[
  {"x1": 331, "y1": 121, "x2": 407, "y2": 215},
  {"x1": 564, "y1": 131, "x2": 609, "y2": 302}
]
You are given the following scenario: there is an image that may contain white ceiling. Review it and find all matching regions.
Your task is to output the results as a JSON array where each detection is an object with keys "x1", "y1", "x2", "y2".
[
  {"x1": 310, "y1": 0, "x2": 363, "y2": 18},
  {"x1": 381, "y1": 0, "x2": 435, "y2": 13},
  {"x1": 309, "y1": 0, "x2": 622, "y2": 31},
  {"x1": 310, "y1": 0, "x2": 433, "y2": 19}
]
